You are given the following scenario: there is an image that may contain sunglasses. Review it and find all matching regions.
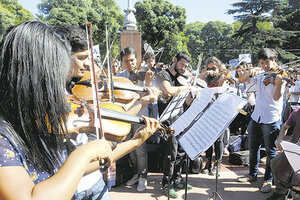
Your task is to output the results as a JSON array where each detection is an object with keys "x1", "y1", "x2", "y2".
[{"x1": 207, "y1": 66, "x2": 217, "y2": 71}]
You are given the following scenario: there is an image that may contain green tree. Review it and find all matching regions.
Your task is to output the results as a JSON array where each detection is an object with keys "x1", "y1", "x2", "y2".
[
  {"x1": 38, "y1": 0, "x2": 123, "y2": 60},
  {"x1": 134, "y1": 0, "x2": 188, "y2": 64},
  {"x1": 228, "y1": 0, "x2": 298, "y2": 63},
  {"x1": 185, "y1": 22, "x2": 205, "y2": 66},
  {"x1": 0, "y1": 0, "x2": 33, "y2": 40},
  {"x1": 274, "y1": 0, "x2": 300, "y2": 61},
  {"x1": 186, "y1": 21, "x2": 240, "y2": 66}
]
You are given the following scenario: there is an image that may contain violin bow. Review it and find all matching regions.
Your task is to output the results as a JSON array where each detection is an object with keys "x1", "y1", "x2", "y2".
[
  {"x1": 86, "y1": 24, "x2": 105, "y2": 140},
  {"x1": 105, "y1": 24, "x2": 115, "y2": 103},
  {"x1": 137, "y1": 43, "x2": 151, "y2": 71},
  {"x1": 156, "y1": 47, "x2": 164, "y2": 65},
  {"x1": 193, "y1": 53, "x2": 203, "y2": 87}
]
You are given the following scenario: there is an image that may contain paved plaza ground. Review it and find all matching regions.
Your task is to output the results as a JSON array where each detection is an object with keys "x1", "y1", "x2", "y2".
[{"x1": 109, "y1": 156, "x2": 291, "y2": 200}]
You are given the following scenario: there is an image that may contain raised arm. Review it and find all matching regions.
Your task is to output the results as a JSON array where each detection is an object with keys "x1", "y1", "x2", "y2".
[{"x1": 273, "y1": 74, "x2": 284, "y2": 101}]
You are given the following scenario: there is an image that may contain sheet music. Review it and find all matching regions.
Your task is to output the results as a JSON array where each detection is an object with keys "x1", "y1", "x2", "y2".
[
  {"x1": 246, "y1": 82, "x2": 257, "y2": 93},
  {"x1": 173, "y1": 92, "x2": 247, "y2": 160},
  {"x1": 171, "y1": 87, "x2": 238, "y2": 135},
  {"x1": 159, "y1": 91, "x2": 189, "y2": 123},
  {"x1": 281, "y1": 141, "x2": 300, "y2": 174},
  {"x1": 171, "y1": 88, "x2": 214, "y2": 134}
]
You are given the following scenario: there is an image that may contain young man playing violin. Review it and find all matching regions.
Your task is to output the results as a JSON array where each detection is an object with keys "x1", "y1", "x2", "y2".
[
  {"x1": 157, "y1": 51, "x2": 194, "y2": 198},
  {"x1": 237, "y1": 48, "x2": 285, "y2": 194},
  {"x1": 116, "y1": 47, "x2": 161, "y2": 192}
]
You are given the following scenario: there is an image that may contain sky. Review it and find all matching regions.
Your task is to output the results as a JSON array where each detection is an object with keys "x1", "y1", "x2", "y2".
[{"x1": 18, "y1": 0, "x2": 239, "y2": 24}]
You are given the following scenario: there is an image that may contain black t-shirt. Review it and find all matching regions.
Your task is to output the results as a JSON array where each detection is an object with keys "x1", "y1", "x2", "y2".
[{"x1": 157, "y1": 68, "x2": 184, "y2": 125}]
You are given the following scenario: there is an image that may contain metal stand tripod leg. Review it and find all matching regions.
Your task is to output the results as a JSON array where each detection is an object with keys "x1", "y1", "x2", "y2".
[
  {"x1": 184, "y1": 154, "x2": 189, "y2": 200},
  {"x1": 208, "y1": 160, "x2": 223, "y2": 200}
]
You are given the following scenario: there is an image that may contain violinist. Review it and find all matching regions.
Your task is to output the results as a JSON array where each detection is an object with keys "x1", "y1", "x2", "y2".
[
  {"x1": 117, "y1": 47, "x2": 161, "y2": 192},
  {"x1": 142, "y1": 52, "x2": 158, "y2": 87},
  {"x1": 237, "y1": 48, "x2": 285, "y2": 194},
  {"x1": 284, "y1": 68, "x2": 300, "y2": 123},
  {"x1": 198, "y1": 56, "x2": 226, "y2": 88},
  {"x1": 0, "y1": 21, "x2": 162, "y2": 200},
  {"x1": 199, "y1": 56, "x2": 227, "y2": 176},
  {"x1": 54, "y1": 24, "x2": 91, "y2": 92},
  {"x1": 157, "y1": 51, "x2": 193, "y2": 198},
  {"x1": 111, "y1": 59, "x2": 121, "y2": 76}
]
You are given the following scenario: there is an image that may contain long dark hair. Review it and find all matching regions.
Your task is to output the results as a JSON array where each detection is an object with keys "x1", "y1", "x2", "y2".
[{"x1": 0, "y1": 21, "x2": 72, "y2": 173}]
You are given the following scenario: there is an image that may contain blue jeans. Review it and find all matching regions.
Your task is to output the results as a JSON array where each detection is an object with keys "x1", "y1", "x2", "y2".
[
  {"x1": 75, "y1": 178, "x2": 111, "y2": 200},
  {"x1": 248, "y1": 118, "x2": 280, "y2": 182}
]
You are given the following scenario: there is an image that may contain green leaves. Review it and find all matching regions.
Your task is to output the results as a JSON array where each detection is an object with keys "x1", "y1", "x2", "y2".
[
  {"x1": 0, "y1": 0, "x2": 33, "y2": 40},
  {"x1": 36, "y1": 0, "x2": 123, "y2": 59},
  {"x1": 135, "y1": 0, "x2": 188, "y2": 63}
]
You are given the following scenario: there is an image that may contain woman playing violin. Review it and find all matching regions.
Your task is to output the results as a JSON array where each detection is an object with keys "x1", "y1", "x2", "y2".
[
  {"x1": 198, "y1": 56, "x2": 227, "y2": 88},
  {"x1": 0, "y1": 21, "x2": 161, "y2": 200},
  {"x1": 198, "y1": 56, "x2": 227, "y2": 176}
]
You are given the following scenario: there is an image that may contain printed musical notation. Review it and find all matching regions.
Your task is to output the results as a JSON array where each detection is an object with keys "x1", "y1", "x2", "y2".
[{"x1": 172, "y1": 88, "x2": 247, "y2": 160}]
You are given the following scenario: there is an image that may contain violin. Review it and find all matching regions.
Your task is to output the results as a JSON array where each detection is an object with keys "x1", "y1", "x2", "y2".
[
  {"x1": 66, "y1": 94, "x2": 174, "y2": 141},
  {"x1": 71, "y1": 71, "x2": 147, "y2": 104},
  {"x1": 177, "y1": 70, "x2": 207, "y2": 88},
  {"x1": 262, "y1": 67, "x2": 295, "y2": 87},
  {"x1": 129, "y1": 66, "x2": 163, "y2": 82}
]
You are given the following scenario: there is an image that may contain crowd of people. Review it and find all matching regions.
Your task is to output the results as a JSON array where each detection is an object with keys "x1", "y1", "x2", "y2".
[{"x1": 0, "y1": 21, "x2": 299, "y2": 200}]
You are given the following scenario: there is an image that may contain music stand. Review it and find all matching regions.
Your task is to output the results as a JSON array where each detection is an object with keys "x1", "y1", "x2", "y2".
[
  {"x1": 281, "y1": 141, "x2": 300, "y2": 174},
  {"x1": 165, "y1": 139, "x2": 190, "y2": 200},
  {"x1": 184, "y1": 154, "x2": 190, "y2": 200},
  {"x1": 208, "y1": 160, "x2": 223, "y2": 200}
]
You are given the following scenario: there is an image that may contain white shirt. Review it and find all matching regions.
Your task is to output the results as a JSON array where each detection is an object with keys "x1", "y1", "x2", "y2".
[
  {"x1": 250, "y1": 74, "x2": 285, "y2": 124},
  {"x1": 289, "y1": 79, "x2": 300, "y2": 103}
]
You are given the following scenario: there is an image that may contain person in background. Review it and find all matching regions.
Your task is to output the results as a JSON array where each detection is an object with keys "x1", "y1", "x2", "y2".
[
  {"x1": 237, "y1": 48, "x2": 285, "y2": 193},
  {"x1": 266, "y1": 107, "x2": 300, "y2": 200},
  {"x1": 199, "y1": 56, "x2": 226, "y2": 176},
  {"x1": 111, "y1": 59, "x2": 121, "y2": 76},
  {"x1": 118, "y1": 47, "x2": 160, "y2": 192},
  {"x1": 142, "y1": 52, "x2": 158, "y2": 87},
  {"x1": 157, "y1": 51, "x2": 194, "y2": 198}
]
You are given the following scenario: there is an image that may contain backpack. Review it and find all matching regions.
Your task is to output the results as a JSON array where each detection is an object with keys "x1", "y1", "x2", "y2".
[{"x1": 229, "y1": 150, "x2": 250, "y2": 166}]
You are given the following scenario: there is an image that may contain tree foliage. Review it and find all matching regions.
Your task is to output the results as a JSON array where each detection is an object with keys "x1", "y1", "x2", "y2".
[
  {"x1": 0, "y1": 0, "x2": 33, "y2": 40},
  {"x1": 186, "y1": 21, "x2": 240, "y2": 67},
  {"x1": 37, "y1": 0, "x2": 123, "y2": 59},
  {"x1": 134, "y1": 0, "x2": 188, "y2": 64},
  {"x1": 227, "y1": 0, "x2": 300, "y2": 64}
]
